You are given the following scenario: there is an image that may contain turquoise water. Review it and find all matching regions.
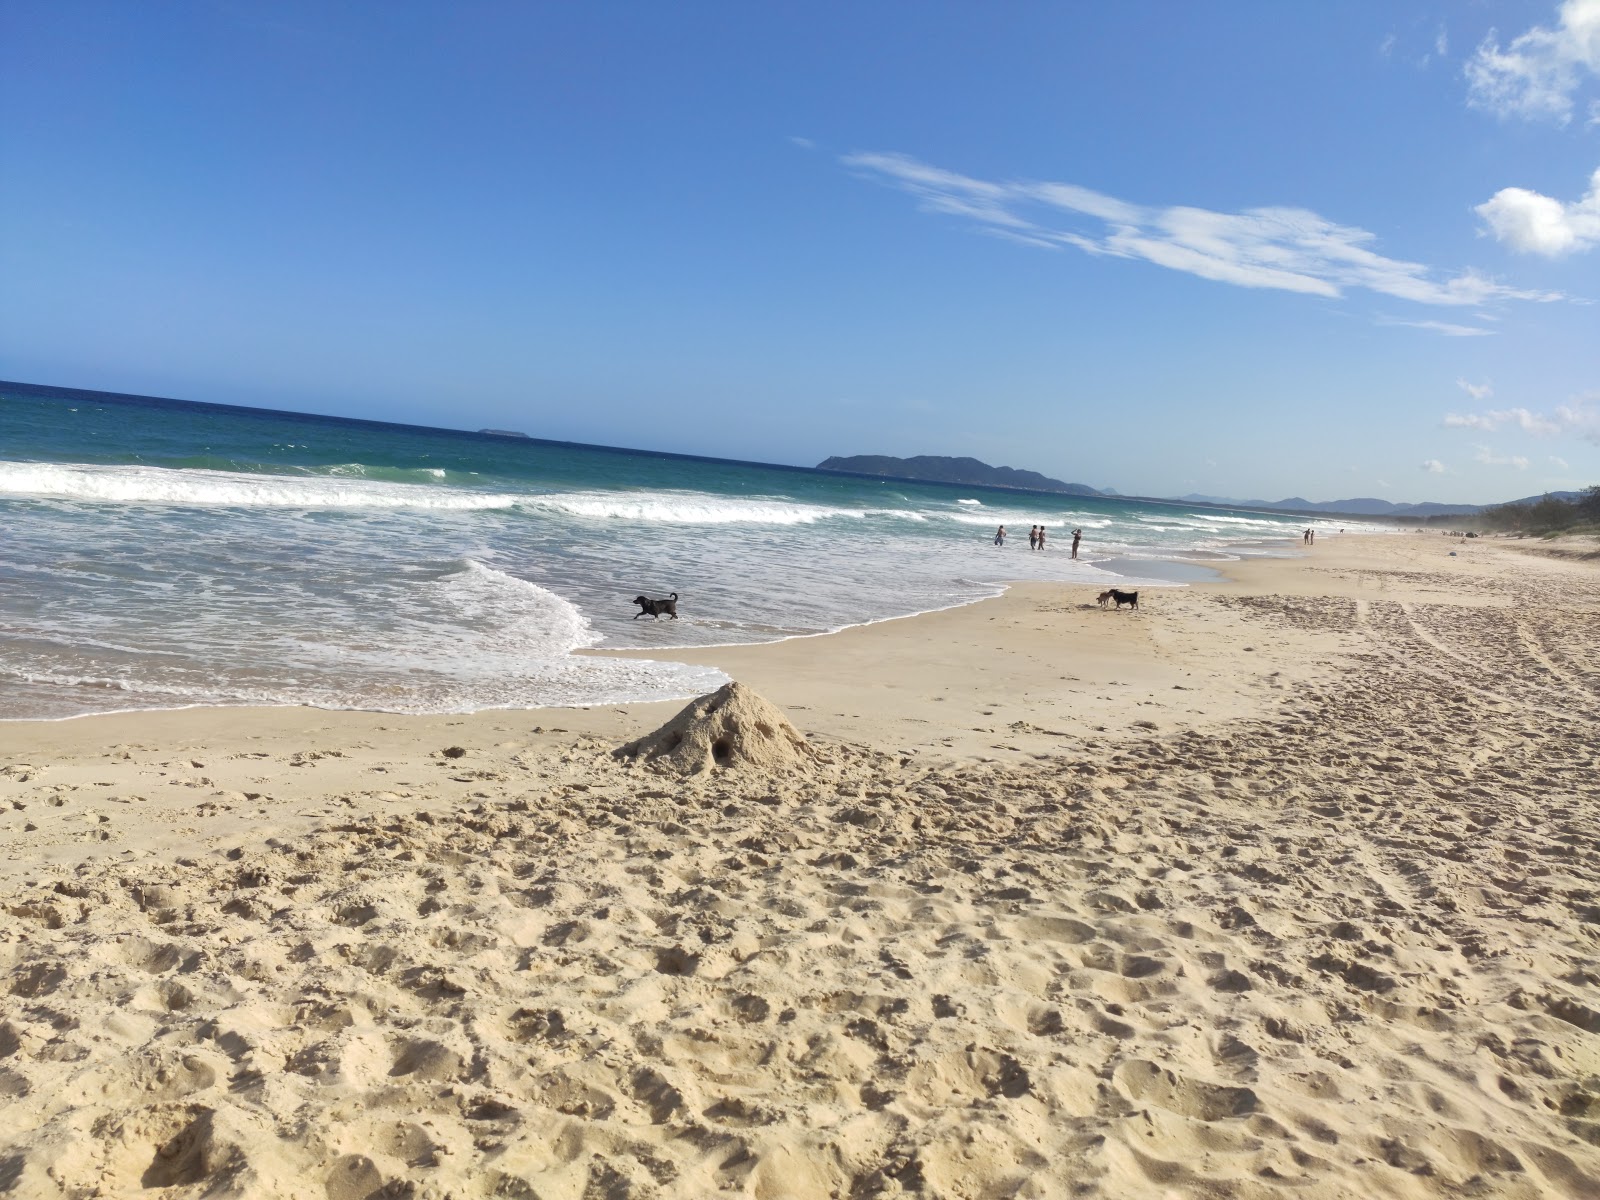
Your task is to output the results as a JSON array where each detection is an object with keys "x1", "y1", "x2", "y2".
[{"x1": 1, "y1": 380, "x2": 1338, "y2": 719}]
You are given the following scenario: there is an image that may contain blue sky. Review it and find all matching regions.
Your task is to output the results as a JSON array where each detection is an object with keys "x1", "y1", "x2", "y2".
[{"x1": 2, "y1": 1, "x2": 1597, "y2": 503}]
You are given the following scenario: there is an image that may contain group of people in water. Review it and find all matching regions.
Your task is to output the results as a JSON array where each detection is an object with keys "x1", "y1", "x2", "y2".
[{"x1": 993, "y1": 524, "x2": 1082, "y2": 559}]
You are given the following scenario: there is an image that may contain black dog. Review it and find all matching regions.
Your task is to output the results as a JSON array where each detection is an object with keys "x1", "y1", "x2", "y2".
[
  {"x1": 1096, "y1": 588, "x2": 1139, "y2": 610},
  {"x1": 632, "y1": 592, "x2": 679, "y2": 619}
]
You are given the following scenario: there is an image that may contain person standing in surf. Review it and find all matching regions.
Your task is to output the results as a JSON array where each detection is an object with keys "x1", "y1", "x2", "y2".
[
  {"x1": 1037, "y1": 525, "x2": 1047, "y2": 550},
  {"x1": 1071, "y1": 528, "x2": 1081, "y2": 559},
  {"x1": 995, "y1": 525, "x2": 1007, "y2": 546},
  {"x1": 1028, "y1": 525, "x2": 1039, "y2": 551}
]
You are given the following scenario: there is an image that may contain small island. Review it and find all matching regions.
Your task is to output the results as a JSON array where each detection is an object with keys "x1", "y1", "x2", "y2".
[
  {"x1": 817, "y1": 454, "x2": 1101, "y2": 496},
  {"x1": 477, "y1": 428, "x2": 530, "y2": 438}
]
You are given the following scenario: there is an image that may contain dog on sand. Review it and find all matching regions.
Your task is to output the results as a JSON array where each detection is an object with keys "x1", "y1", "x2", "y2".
[
  {"x1": 1096, "y1": 588, "x2": 1139, "y2": 610},
  {"x1": 633, "y1": 592, "x2": 680, "y2": 619}
]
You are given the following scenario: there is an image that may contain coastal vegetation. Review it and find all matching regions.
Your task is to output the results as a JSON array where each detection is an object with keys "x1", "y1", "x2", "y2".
[
  {"x1": 1427, "y1": 485, "x2": 1600, "y2": 535},
  {"x1": 1485, "y1": 486, "x2": 1600, "y2": 535}
]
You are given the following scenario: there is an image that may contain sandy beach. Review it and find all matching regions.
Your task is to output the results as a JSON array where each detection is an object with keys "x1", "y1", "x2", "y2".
[{"x1": 3, "y1": 531, "x2": 1598, "y2": 1198}]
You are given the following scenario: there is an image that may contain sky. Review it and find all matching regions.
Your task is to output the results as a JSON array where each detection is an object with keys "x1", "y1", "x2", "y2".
[{"x1": 2, "y1": 0, "x2": 1598, "y2": 504}]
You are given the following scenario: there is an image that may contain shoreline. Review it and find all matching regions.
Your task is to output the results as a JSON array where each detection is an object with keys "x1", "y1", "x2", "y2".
[{"x1": 0, "y1": 538, "x2": 1307, "y2": 728}]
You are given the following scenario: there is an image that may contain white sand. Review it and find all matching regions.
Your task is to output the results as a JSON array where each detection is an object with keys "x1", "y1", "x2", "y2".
[{"x1": 2, "y1": 532, "x2": 1598, "y2": 1198}]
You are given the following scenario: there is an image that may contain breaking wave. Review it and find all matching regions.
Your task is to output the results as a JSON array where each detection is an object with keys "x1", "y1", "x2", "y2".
[
  {"x1": 521, "y1": 490, "x2": 880, "y2": 525},
  {"x1": 0, "y1": 461, "x2": 519, "y2": 510}
]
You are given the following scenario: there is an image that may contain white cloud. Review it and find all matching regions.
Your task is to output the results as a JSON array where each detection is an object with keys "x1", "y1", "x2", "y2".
[
  {"x1": 1551, "y1": 455, "x2": 1571, "y2": 467},
  {"x1": 1380, "y1": 318, "x2": 1497, "y2": 336},
  {"x1": 844, "y1": 151, "x2": 1562, "y2": 307},
  {"x1": 1422, "y1": 459, "x2": 1446, "y2": 473},
  {"x1": 1475, "y1": 445, "x2": 1532, "y2": 468},
  {"x1": 1555, "y1": 394, "x2": 1600, "y2": 441},
  {"x1": 1448, "y1": 395, "x2": 1600, "y2": 444},
  {"x1": 1457, "y1": 378, "x2": 1494, "y2": 400},
  {"x1": 1476, "y1": 167, "x2": 1600, "y2": 256},
  {"x1": 1437, "y1": 27, "x2": 1450, "y2": 59},
  {"x1": 1445, "y1": 406, "x2": 1563, "y2": 433},
  {"x1": 789, "y1": 136, "x2": 816, "y2": 150},
  {"x1": 1380, "y1": 33, "x2": 1397, "y2": 58},
  {"x1": 1466, "y1": 0, "x2": 1600, "y2": 123}
]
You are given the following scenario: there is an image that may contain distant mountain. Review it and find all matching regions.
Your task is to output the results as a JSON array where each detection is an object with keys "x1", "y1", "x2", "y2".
[
  {"x1": 477, "y1": 428, "x2": 530, "y2": 438},
  {"x1": 818, "y1": 455, "x2": 1101, "y2": 496},
  {"x1": 1171, "y1": 491, "x2": 1583, "y2": 517}
]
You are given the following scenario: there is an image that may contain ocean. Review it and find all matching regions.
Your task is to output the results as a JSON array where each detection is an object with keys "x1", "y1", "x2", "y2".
[{"x1": 0, "y1": 381, "x2": 1352, "y2": 720}]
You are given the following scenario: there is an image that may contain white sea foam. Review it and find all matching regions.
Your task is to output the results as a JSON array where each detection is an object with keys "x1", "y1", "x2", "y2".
[
  {"x1": 429, "y1": 559, "x2": 601, "y2": 660},
  {"x1": 0, "y1": 558, "x2": 728, "y2": 717},
  {"x1": 0, "y1": 461, "x2": 519, "y2": 510},
  {"x1": 521, "y1": 490, "x2": 876, "y2": 525},
  {"x1": 939, "y1": 510, "x2": 1117, "y2": 528}
]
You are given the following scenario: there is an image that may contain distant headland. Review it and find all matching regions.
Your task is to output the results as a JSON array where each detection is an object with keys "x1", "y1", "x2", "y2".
[
  {"x1": 818, "y1": 454, "x2": 1102, "y2": 496},
  {"x1": 477, "y1": 428, "x2": 530, "y2": 438}
]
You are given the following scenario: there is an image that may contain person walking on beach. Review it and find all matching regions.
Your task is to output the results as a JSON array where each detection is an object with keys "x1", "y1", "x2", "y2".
[
  {"x1": 1070, "y1": 528, "x2": 1081, "y2": 559},
  {"x1": 1037, "y1": 525, "x2": 1047, "y2": 550},
  {"x1": 1028, "y1": 525, "x2": 1039, "y2": 551},
  {"x1": 994, "y1": 525, "x2": 1006, "y2": 546}
]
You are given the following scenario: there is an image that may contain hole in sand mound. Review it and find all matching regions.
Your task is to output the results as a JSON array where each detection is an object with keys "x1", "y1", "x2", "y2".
[
  {"x1": 614, "y1": 681, "x2": 818, "y2": 776},
  {"x1": 152, "y1": 981, "x2": 195, "y2": 1012},
  {"x1": 654, "y1": 946, "x2": 700, "y2": 976},
  {"x1": 119, "y1": 937, "x2": 183, "y2": 974},
  {"x1": 117, "y1": 1106, "x2": 226, "y2": 1189},
  {"x1": 388, "y1": 1038, "x2": 463, "y2": 1081},
  {"x1": 9, "y1": 962, "x2": 65, "y2": 999},
  {"x1": 334, "y1": 902, "x2": 381, "y2": 928},
  {"x1": 326, "y1": 1154, "x2": 392, "y2": 1200}
]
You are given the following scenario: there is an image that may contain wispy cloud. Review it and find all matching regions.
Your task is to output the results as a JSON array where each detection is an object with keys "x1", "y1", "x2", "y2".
[
  {"x1": 1422, "y1": 459, "x2": 1446, "y2": 473},
  {"x1": 1477, "y1": 166, "x2": 1600, "y2": 256},
  {"x1": 1446, "y1": 407, "x2": 1562, "y2": 433},
  {"x1": 1551, "y1": 454, "x2": 1571, "y2": 468},
  {"x1": 1380, "y1": 318, "x2": 1497, "y2": 336},
  {"x1": 1475, "y1": 445, "x2": 1532, "y2": 469},
  {"x1": 844, "y1": 151, "x2": 1561, "y2": 307},
  {"x1": 1445, "y1": 394, "x2": 1600, "y2": 442},
  {"x1": 1457, "y1": 378, "x2": 1494, "y2": 400},
  {"x1": 1465, "y1": 0, "x2": 1600, "y2": 124}
]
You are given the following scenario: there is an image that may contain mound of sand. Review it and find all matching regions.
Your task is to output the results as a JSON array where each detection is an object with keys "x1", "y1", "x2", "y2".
[{"x1": 613, "y1": 681, "x2": 817, "y2": 775}]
